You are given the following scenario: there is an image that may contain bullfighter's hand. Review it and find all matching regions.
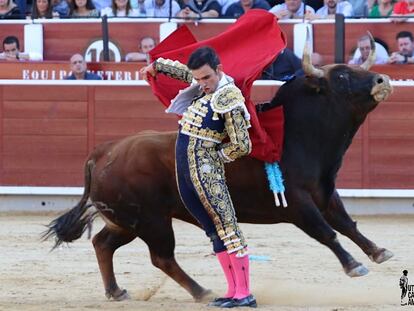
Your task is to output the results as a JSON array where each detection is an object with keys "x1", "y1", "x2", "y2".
[{"x1": 140, "y1": 63, "x2": 156, "y2": 81}]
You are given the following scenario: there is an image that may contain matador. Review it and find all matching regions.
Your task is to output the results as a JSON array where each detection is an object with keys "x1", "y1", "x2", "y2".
[{"x1": 140, "y1": 46, "x2": 257, "y2": 308}]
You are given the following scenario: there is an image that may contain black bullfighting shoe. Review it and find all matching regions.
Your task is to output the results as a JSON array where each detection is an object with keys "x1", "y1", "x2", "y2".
[
  {"x1": 208, "y1": 297, "x2": 233, "y2": 307},
  {"x1": 219, "y1": 294, "x2": 257, "y2": 308}
]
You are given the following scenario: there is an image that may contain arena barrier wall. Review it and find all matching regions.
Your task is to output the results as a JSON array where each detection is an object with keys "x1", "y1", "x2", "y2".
[{"x1": 0, "y1": 80, "x2": 413, "y2": 213}]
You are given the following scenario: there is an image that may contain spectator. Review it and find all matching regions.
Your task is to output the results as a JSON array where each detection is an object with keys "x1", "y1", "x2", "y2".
[
  {"x1": 269, "y1": 0, "x2": 315, "y2": 19},
  {"x1": 52, "y1": 0, "x2": 70, "y2": 17},
  {"x1": 218, "y1": 0, "x2": 238, "y2": 15},
  {"x1": 92, "y1": 0, "x2": 110, "y2": 11},
  {"x1": 0, "y1": 0, "x2": 23, "y2": 19},
  {"x1": 391, "y1": 0, "x2": 414, "y2": 22},
  {"x1": 348, "y1": 35, "x2": 388, "y2": 65},
  {"x1": 138, "y1": 0, "x2": 181, "y2": 17},
  {"x1": 313, "y1": 0, "x2": 353, "y2": 18},
  {"x1": 0, "y1": 36, "x2": 43, "y2": 61},
  {"x1": 70, "y1": 0, "x2": 99, "y2": 16},
  {"x1": 101, "y1": 0, "x2": 139, "y2": 16},
  {"x1": 125, "y1": 36, "x2": 156, "y2": 62},
  {"x1": 32, "y1": 0, "x2": 59, "y2": 18},
  {"x1": 225, "y1": 0, "x2": 270, "y2": 18},
  {"x1": 388, "y1": 31, "x2": 414, "y2": 64},
  {"x1": 177, "y1": 0, "x2": 221, "y2": 19},
  {"x1": 65, "y1": 54, "x2": 102, "y2": 80},
  {"x1": 347, "y1": 0, "x2": 367, "y2": 17},
  {"x1": 369, "y1": 0, "x2": 394, "y2": 17}
]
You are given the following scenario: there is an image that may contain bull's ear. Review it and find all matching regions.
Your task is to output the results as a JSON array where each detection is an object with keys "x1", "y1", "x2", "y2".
[{"x1": 304, "y1": 76, "x2": 326, "y2": 93}]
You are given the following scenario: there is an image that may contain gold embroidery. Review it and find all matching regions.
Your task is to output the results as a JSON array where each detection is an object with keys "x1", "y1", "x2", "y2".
[
  {"x1": 180, "y1": 122, "x2": 226, "y2": 143},
  {"x1": 187, "y1": 137, "x2": 246, "y2": 254},
  {"x1": 220, "y1": 108, "x2": 252, "y2": 162},
  {"x1": 181, "y1": 111, "x2": 203, "y2": 127},
  {"x1": 211, "y1": 86, "x2": 245, "y2": 114},
  {"x1": 191, "y1": 100, "x2": 209, "y2": 116},
  {"x1": 154, "y1": 58, "x2": 193, "y2": 83}
]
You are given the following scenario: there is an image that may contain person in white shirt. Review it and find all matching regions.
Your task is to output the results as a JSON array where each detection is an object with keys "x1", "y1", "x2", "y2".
[
  {"x1": 314, "y1": 0, "x2": 353, "y2": 18},
  {"x1": 135, "y1": 0, "x2": 180, "y2": 17},
  {"x1": 100, "y1": 0, "x2": 139, "y2": 16},
  {"x1": 0, "y1": 36, "x2": 42, "y2": 61},
  {"x1": 348, "y1": 35, "x2": 388, "y2": 65},
  {"x1": 269, "y1": 0, "x2": 315, "y2": 19},
  {"x1": 125, "y1": 36, "x2": 156, "y2": 62}
]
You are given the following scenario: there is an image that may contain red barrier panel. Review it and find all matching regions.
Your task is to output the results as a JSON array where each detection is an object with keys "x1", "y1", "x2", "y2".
[{"x1": 0, "y1": 82, "x2": 412, "y2": 188}]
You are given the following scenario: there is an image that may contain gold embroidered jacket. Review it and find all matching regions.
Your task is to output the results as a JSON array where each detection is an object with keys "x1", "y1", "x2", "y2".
[{"x1": 155, "y1": 57, "x2": 252, "y2": 162}]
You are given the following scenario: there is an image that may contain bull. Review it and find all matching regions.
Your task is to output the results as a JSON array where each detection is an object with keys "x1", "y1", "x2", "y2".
[{"x1": 44, "y1": 44, "x2": 393, "y2": 302}]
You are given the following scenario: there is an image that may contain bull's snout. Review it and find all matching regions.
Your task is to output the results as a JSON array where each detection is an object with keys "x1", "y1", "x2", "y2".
[{"x1": 371, "y1": 73, "x2": 393, "y2": 102}]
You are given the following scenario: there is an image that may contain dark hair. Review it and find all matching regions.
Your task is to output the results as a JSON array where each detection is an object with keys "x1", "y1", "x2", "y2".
[
  {"x1": 112, "y1": 0, "x2": 131, "y2": 16},
  {"x1": 31, "y1": 0, "x2": 54, "y2": 19},
  {"x1": 403, "y1": 270, "x2": 408, "y2": 275},
  {"x1": 396, "y1": 31, "x2": 414, "y2": 42},
  {"x1": 69, "y1": 0, "x2": 96, "y2": 16},
  {"x1": 187, "y1": 46, "x2": 221, "y2": 71},
  {"x1": 2, "y1": 36, "x2": 20, "y2": 49}
]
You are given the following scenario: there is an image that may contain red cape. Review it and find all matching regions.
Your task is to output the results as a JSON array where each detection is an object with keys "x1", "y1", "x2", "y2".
[{"x1": 149, "y1": 10, "x2": 286, "y2": 163}]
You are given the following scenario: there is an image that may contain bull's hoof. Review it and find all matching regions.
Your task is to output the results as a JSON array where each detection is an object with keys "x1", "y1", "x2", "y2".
[
  {"x1": 345, "y1": 263, "x2": 369, "y2": 277},
  {"x1": 194, "y1": 289, "x2": 214, "y2": 303},
  {"x1": 369, "y1": 248, "x2": 394, "y2": 264},
  {"x1": 105, "y1": 288, "x2": 130, "y2": 301}
]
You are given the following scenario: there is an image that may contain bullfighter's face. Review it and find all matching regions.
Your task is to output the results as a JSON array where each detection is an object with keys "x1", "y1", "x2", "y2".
[{"x1": 191, "y1": 64, "x2": 222, "y2": 94}]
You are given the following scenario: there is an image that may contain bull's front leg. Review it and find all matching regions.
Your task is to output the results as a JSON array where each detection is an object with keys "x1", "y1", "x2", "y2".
[
  {"x1": 323, "y1": 191, "x2": 393, "y2": 264},
  {"x1": 287, "y1": 190, "x2": 369, "y2": 277}
]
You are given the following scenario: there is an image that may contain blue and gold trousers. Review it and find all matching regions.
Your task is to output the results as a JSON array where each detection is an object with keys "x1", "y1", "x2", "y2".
[{"x1": 175, "y1": 132, "x2": 247, "y2": 256}]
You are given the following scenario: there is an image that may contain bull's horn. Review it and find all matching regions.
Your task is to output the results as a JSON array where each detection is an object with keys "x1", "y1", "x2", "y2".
[
  {"x1": 360, "y1": 31, "x2": 376, "y2": 71},
  {"x1": 302, "y1": 26, "x2": 324, "y2": 78}
]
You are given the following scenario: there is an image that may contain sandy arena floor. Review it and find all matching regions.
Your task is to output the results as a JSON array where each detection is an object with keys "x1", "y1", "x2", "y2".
[{"x1": 0, "y1": 213, "x2": 412, "y2": 311}]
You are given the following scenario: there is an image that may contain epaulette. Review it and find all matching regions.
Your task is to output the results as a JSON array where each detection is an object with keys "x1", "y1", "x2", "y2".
[{"x1": 211, "y1": 85, "x2": 245, "y2": 114}]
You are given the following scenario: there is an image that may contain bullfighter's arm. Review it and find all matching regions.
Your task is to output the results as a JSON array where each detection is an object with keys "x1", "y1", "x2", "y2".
[
  {"x1": 153, "y1": 58, "x2": 193, "y2": 84},
  {"x1": 212, "y1": 86, "x2": 252, "y2": 162}
]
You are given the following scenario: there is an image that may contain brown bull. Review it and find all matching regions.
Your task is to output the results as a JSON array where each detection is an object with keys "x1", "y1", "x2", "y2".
[{"x1": 45, "y1": 46, "x2": 394, "y2": 302}]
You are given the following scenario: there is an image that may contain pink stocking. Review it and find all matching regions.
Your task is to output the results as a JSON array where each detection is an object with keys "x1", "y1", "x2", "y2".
[
  {"x1": 216, "y1": 251, "x2": 236, "y2": 298},
  {"x1": 228, "y1": 252, "x2": 250, "y2": 299}
]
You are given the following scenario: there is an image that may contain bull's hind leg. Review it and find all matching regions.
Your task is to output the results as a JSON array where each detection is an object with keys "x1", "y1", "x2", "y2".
[
  {"x1": 289, "y1": 191, "x2": 368, "y2": 277},
  {"x1": 137, "y1": 217, "x2": 212, "y2": 302},
  {"x1": 92, "y1": 226, "x2": 136, "y2": 301},
  {"x1": 323, "y1": 191, "x2": 393, "y2": 264}
]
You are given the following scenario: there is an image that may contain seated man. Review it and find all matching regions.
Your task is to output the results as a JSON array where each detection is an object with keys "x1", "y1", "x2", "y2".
[
  {"x1": 143, "y1": 0, "x2": 181, "y2": 17},
  {"x1": 388, "y1": 31, "x2": 414, "y2": 64},
  {"x1": 0, "y1": 36, "x2": 43, "y2": 61},
  {"x1": 348, "y1": 35, "x2": 388, "y2": 65},
  {"x1": 65, "y1": 54, "x2": 102, "y2": 80},
  {"x1": 125, "y1": 36, "x2": 156, "y2": 63},
  {"x1": 314, "y1": 0, "x2": 353, "y2": 18},
  {"x1": 177, "y1": 0, "x2": 221, "y2": 19},
  {"x1": 269, "y1": 0, "x2": 315, "y2": 19},
  {"x1": 225, "y1": 0, "x2": 270, "y2": 18}
]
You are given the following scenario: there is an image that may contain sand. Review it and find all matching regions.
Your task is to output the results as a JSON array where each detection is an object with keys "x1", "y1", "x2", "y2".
[{"x1": 0, "y1": 213, "x2": 412, "y2": 311}]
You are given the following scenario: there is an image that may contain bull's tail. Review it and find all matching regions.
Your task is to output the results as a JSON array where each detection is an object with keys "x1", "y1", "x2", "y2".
[{"x1": 42, "y1": 160, "x2": 97, "y2": 250}]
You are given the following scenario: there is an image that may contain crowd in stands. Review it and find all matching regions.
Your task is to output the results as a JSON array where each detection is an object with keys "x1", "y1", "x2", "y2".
[
  {"x1": 0, "y1": 0, "x2": 413, "y2": 19},
  {"x1": 0, "y1": 0, "x2": 413, "y2": 80}
]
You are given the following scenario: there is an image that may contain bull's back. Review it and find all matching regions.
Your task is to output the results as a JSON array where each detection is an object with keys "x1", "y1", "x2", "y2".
[{"x1": 89, "y1": 131, "x2": 285, "y2": 227}]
